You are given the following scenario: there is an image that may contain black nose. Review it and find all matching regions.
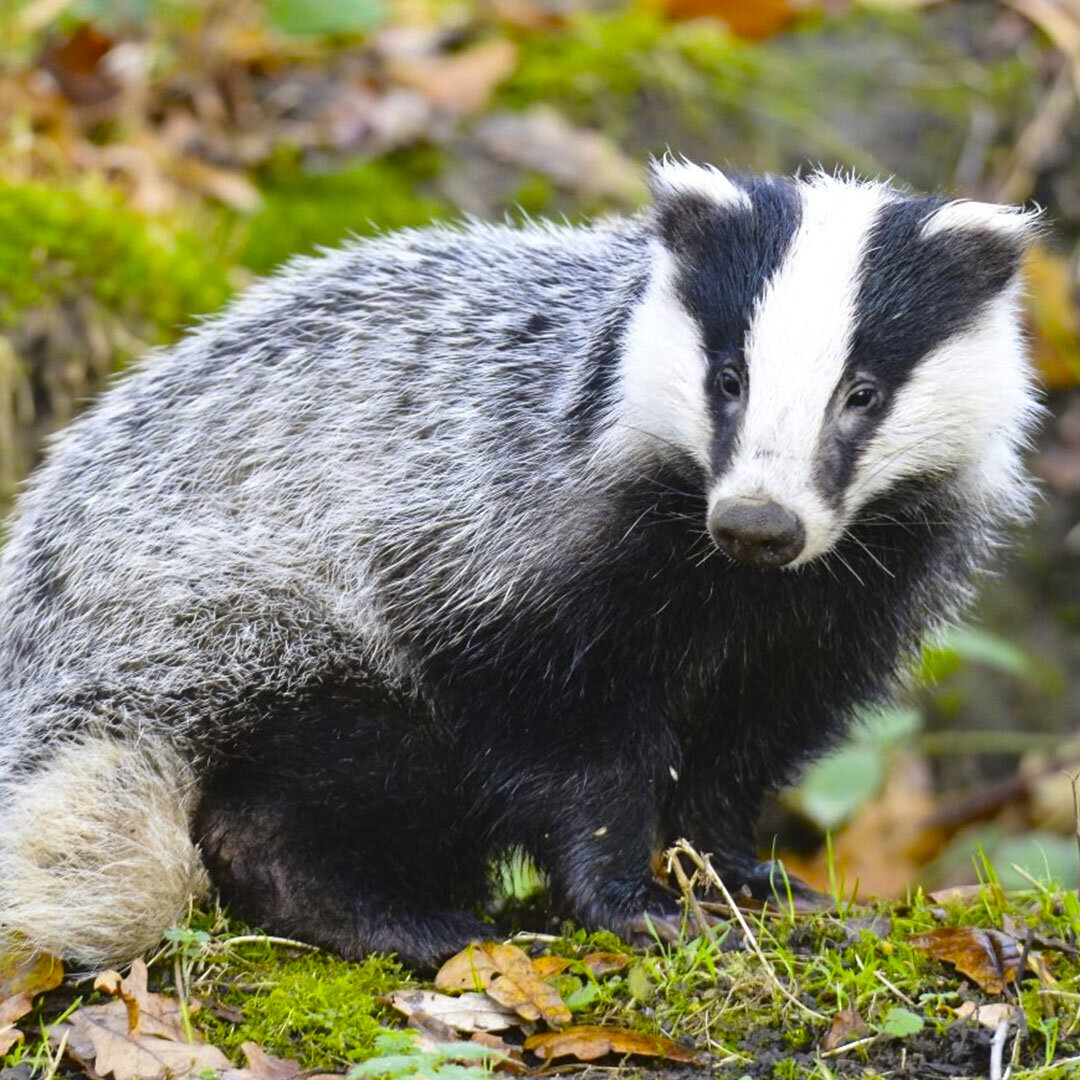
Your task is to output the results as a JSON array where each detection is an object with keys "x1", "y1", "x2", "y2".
[{"x1": 708, "y1": 498, "x2": 805, "y2": 567}]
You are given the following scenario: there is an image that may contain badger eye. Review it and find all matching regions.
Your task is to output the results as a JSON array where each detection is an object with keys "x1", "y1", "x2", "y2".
[
  {"x1": 717, "y1": 366, "x2": 743, "y2": 401},
  {"x1": 844, "y1": 384, "x2": 881, "y2": 413}
]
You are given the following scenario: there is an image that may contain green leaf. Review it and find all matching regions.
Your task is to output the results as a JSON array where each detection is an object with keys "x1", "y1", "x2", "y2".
[
  {"x1": 268, "y1": 0, "x2": 386, "y2": 36},
  {"x1": 627, "y1": 963, "x2": 654, "y2": 1003},
  {"x1": 921, "y1": 626, "x2": 1033, "y2": 683},
  {"x1": 565, "y1": 980, "x2": 600, "y2": 1010},
  {"x1": 880, "y1": 1007, "x2": 924, "y2": 1038},
  {"x1": 797, "y1": 744, "x2": 883, "y2": 830}
]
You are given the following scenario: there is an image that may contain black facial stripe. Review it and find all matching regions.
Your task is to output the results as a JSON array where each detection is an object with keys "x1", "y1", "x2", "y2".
[
  {"x1": 815, "y1": 196, "x2": 1025, "y2": 504},
  {"x1": 565, "y1": 273, "x2": 648, "y2": 440},
  {"x1": 655, "y1": 176, "x2": 802, "y2": 477}
]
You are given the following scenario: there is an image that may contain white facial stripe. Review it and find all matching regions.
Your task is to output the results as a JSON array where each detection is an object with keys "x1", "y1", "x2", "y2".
[
  {"x1": 649, "y1": 158, "x2": 752, "y2": 211},
  {"x1": 618, "y1": 242, "x2": 710, "y2": 464},
  {"x1": 846, "y1": 288, "x2": 1038, "y2": 514},
  {"x1": 921, "y1": 200, "x2": 1040, "y2": 241},
  {"x1": 710, "y1": 177, "x2": 895, "y2": 563}
]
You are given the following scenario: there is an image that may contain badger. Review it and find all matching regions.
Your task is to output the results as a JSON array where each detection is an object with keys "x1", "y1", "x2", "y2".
[{"x1": 0, "y1": 161, "x2": 1040, "y2": 969}]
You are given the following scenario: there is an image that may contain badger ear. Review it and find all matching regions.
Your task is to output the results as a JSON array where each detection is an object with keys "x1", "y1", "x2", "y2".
[
  {"x1": 920, "y1": 199, "x2": 1043, "y2": 247},
  {"x1": 647, "y1": 155, "x2": 750, "y2": 212}
]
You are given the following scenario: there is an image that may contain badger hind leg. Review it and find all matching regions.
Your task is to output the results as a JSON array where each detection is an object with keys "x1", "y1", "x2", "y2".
[
  {"x1": 0, "y1": 734, "x2": 209, "y2": 969},
  {"x1": 193, "y1": 689, "x2": 492, "y2": 969}
]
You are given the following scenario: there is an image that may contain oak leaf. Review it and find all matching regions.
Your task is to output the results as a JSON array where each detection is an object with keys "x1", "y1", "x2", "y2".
[
  {"x1": 524, "y1": 1024, "x2": 702, "y2": 1064},
  {"x1": 909, "y1": 927, "x2": 1022, "y2": 994},
  {"x1": 581, "y1": 952, "x2": 631, "y2": 978},
  {"x1": 51, "y1": 959, "x2": 232, "y2": 1080},
  {"x1": 0, "y1": 951, "x2": 64, "y2": 1054},
  {"x1": 385, "y1": 989, "x2": 518, "y2": 1033}
]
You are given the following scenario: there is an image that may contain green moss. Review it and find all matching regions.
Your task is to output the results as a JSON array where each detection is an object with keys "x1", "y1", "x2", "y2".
[
  {"x1": 0, "y1": 180, "x2": 233, "y2": 337},
  {"x1": 196, "y1": 939, "x2": 406, "y2": 1069},
  {"x1": 239, "y1": 149, "x2": 449, "y2": 275}
]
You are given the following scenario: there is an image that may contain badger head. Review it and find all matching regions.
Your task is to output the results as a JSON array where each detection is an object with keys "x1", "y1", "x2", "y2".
[{"x1": 619, "y1": 159, "x2": 1042, "y2": 570}]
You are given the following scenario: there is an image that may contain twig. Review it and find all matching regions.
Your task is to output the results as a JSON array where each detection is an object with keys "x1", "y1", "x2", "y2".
[
  {"x1": 219, "y1": 934, "x2": 319, "y2": 951},
  {"x1": 820, "y1": 1033, "x2": 881, "y2": 1059},
  {"x1": 990, "y1": 1017, "x2": 1011, "y2": 1080},
  {"x1": 875, "y1": 970, "x2": 917, "y2": 1008},
  {"x1": 665, "y1": 840, "x2": 825, "y2": 1022},
  {"x1": 666, "y1": 848, "x2": 715, "y2": 942},
  {"x1": 41, "y1": 1029, "x2": 69, "y2": 1080}
]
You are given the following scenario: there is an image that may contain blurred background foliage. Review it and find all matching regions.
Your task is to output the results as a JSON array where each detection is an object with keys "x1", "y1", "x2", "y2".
[{"x1": 1, "y1": 0, "x2": 1080, "y2": 898}]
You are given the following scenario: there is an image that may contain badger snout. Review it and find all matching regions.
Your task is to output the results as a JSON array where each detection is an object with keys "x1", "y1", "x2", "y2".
[{"x1": 708, "y1": 498, "x2": 806, "y2": 568}]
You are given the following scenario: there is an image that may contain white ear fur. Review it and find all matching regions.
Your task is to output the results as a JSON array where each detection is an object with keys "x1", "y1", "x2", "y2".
[
  {"x1": 920, "y1": 199, "x2": 1042, "y2": 242},
  {"x1": 647, "y1": 155, "x2": 751, "y2": 211}
]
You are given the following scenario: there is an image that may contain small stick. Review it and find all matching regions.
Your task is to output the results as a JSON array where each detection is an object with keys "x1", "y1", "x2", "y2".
[
  {"x1": 666, "y1": 840, "x2": 825, "y2": 1021},
  {"x1": 666, "y1": 849, "x2": 715, "y2": 942},
  {"x1": 219, "y1": 934, "x2": 319, "y2": 951},
  {"x1": 989, "y1": 1017, "x2": 1010, "y2": 1080}
]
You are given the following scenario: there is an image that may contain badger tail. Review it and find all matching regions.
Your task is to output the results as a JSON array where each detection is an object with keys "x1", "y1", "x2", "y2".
[{"x1": 0, "y1": 734, "x2": 210, "y2": 970}]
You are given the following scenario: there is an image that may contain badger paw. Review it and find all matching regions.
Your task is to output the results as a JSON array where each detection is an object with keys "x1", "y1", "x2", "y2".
[{"x1": 715, "y1": 859, "x2": 831, "y2": 913}]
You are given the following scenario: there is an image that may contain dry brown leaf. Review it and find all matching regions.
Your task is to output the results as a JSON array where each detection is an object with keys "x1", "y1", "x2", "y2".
[
  {"x1": 222, "y1": 1041, "x2": 345, "y2": 1080},
  {"x1": 469, "y1": 1030, "x2": 525, "y2": 1068},
  {"x1": 524, "y1": 1025, "x2": 702, "y2": 1064},
  {"x1": 530, "y1": 957, "x2": 571, "y2": 979},
  {"x1": 581, "y1": 952, "x2": 631, "y2": 978},
  {"x1": 51, "y1": 958, "x2": 231, "y2": 1080},
  {"x1": 476, "y1": 943, "x2": 571, "y2": 1026},
  {"x1": 955, "y1": 1001, "x2": 1019, "y2": 1031},
  {"x1": 54, "y1": 1006, "x2": 232, "y2": 1080},
  {"x1": 435, "y1": 943, "x2": 499, "y2": 991},
  {"x1": 435, "y1": 943, "x2": 571, "y2": 1027},
  {"x1": 0, "y1": 951, "x2": 64, "y2": 1056},
  {"x1": 909, "y1": 927, "x2": 1022, "y2": 994},
  {"x1": 390, "y1": 39, "x2": 518, "y2": 114},
  {"x1": 821, "y1": 1008, "x2": 870, "y2": 1052},
  {"x1": 656, "y1": 0, "x2": 808, "y2": 39},
  {"x1": 0, "y1": 951, "x2": 64, "y2": 1001},
  {"x1": 0, "y1": 992, "x2": 33, "y2": 1055},
  {"x1": 385, "y1": 989, "x2": 518, "y2": 1033}
]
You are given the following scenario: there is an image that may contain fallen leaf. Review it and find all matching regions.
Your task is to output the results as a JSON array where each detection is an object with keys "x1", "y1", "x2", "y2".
[
  {"x1": 385, "y1": 989, "x2": 518, "y2": 1033},
  {"x1": 955, "y1": 1001, "x2": 1019, "y2": 1031},
  {"x1": 581, "y1": 952, "x2": 632, "y2": 978},
  {"x1": 435, "y1": 943, "x2": 500, "y2": 992},
  {"x1": 879, "y1": 1007, "x2": 924, "y2": 1038},
  {"x1": 390, "y1": 39, "x2": 518, "y2": 114},
  {"x1": 0, "y1": 951, "x2": 64, "y2": 1056},
  {"x1": 228, "y1": 1042, "x2": 306, "y2": 1080},
  {"x1": 524, "y1": 1025, "x2": 702, "y2": 1064},
  {"x1": 0, "y1": 992, "x2": 33, "y2": 1055},
  {"x1": 0, "y1": 951, "x2": 64, "y2": 1000},
  {"x1": 822, "y1": 1008, "x2": 870, "y2": 1052},
  {"x1": 530, "y1": 956, "x2": 571, "y2": 979},
  {"x1": 435, "y1": 943, "x2": 571, "y2": 1027},
  {"x1": 51, "y1": 959, "x2": 232, "y2": 1080},
  {"x1": 477, "y1": 944, "x2": 571, "y2": 1027},
  {"x1": 910, "y1": 927, "x2": 1023, "y2": 994}
]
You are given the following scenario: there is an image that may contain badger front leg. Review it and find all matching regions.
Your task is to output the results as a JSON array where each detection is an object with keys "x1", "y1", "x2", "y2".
[
  {"x1": 662, "y1": 730, "x2": 829, "y2": 910},
  {"x1": 527, "y1": 760, "x2": 688, "y2": 943}
]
